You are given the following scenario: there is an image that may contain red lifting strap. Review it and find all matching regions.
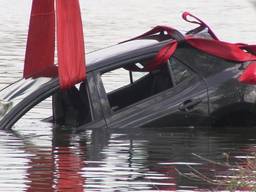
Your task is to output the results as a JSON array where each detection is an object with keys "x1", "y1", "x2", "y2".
[
  {"x1": 186, "y1": 38, "x2": 256, "y2": 62},
  {"x1": 123, "y1": 11, "x2": 256, "y2": 84},
  {"x1": 239, "y1": 62, "x2": 256, "y2": 84},
  {"x1": 238, "y1": 44, "x2": 256, "y2": 55},
  {"x1": 125, "y1": 42, "x2": 178, "y2": 72},
  {"x1": 24, "y1": 0, "x2": 56, "y2": 79},
  {"x1": 126, "y1": 38, "x2": 256, "y2": 72},
  {"x1": 121, "y1": 25, "x2": 182, "y2": 43},
  {"x1": 182, "y1": 12, "x2": 219, "y2": 40},
  {"x1": 144, "y1": 42, "x2": 178, "y2": 71},
  {"x1": 24, "y1": 0, "x2": 86, "y2": 89},
  {"x1": 56, "y1": 0, "x2": 86, "y2": 89}
]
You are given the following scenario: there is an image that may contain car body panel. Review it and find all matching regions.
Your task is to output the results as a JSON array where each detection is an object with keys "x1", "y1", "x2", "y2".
[{"x1": 94, "y1": 57, "x2": 209, "y2": 128}]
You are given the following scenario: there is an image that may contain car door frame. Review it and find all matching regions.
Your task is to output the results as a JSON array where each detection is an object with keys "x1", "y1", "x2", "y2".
[
  {"x1": 78, "y1": 72, "x2": 108, "y2": 130},
  {"x1": 94, "y1": 54, "x2": 210, "y2": 129}
]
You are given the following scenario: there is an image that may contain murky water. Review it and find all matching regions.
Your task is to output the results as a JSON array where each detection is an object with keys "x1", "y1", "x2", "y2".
[{"x1": 0, "y1": 0, "x2": 256, "y2": 191}]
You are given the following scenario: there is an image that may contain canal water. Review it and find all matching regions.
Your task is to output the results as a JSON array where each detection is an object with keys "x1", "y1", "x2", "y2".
[{"x1": 0, "y1": 0, "x2": 256, "y2": 191}]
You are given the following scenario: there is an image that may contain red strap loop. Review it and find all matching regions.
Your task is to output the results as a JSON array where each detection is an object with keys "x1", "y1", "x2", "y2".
[{"x1": 182, "y1": 11, "x2": 219, "y2": 40}]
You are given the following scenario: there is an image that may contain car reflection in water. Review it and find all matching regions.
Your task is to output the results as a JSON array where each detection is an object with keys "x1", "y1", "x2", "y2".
[
  {"x1": 10, "y1": 128, "x2": 179, "y2": 191},
  {"x1": 11, "y1": 129, "x2": 86, "y2": 192},
  {"x1": 4, "y1": 122, "x2": 256, "y2": 191}
]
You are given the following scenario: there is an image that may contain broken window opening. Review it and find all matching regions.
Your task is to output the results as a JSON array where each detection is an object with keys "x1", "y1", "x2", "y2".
[{"x1": 101, "y1": 60, "x2": 173, "y2": 112}]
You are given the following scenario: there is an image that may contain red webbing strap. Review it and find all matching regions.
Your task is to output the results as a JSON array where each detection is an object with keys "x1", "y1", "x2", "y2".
[
  {"x1": 239, "y1": 62, "x2": 256, "y2": 84},
  {"x1": 24, "y1": 0, "x2": 56, "y2": 78},
  {"x1": 126, "y1": 38, "x2": 256, "y2": 72},
  {"x1": 56, "y1": 146, "x2": 85, "y2": 191},
  {"x1": 182, "y1": 12, "x2": 219, "y2": 40},
  {"x1": 56, "y1": 0, "x2": 86, "y2": 89},
  {"x1": 145, "y1": 41, "x2": 178, "y2": 71},
  {"x1": 238, "y1": 45, "x2": 256, "y2": 84},
  {"x1": 186, "y1": 38, "x2": 256, "y2": 62},
  {"x1": 121, "y1": 25, "x2": 182, "y2": 43},
  {"x1": 126, "y1": 41, "x2": 178, "y2": 72}
]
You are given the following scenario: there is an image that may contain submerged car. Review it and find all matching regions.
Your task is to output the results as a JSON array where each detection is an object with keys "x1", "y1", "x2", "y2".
[
  {"x1": 1, "y1": 12, "x2": 256, "y2": 130},
  {"x1": 0, "y1": 33, "x2": 256, "y2": 130}
]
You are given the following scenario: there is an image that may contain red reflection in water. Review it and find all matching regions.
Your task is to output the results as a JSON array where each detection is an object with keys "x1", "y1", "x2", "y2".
[
  {"x1": 25, "y1": 136, "x2": 86, "y2": 192},
  {"x1": 55, "y1": 147, "x2": 85, "y2": 192},
  {"x1": 26, "y1": 153, "x2": 54, "y2": 192}
]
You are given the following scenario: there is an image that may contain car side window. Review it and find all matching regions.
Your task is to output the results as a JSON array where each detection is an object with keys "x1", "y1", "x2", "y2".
[
  {"x1": 101, "y1": 68, "x2": 149, "y2": 93},
  {"x1": 13, "y1": 96, "x2": 54, "y2": 130},
  {"x1": 174, "y1": 46, "x2": 236, "y2": 76},
  {"x1": 101, "y1": 68, "x2": 131, "y2": 93},
  {"x1": 100, "y1": 60, "x2": 173, "y2": 112},
  {"x1": 169, "y1": 57, "x2": 194, "y2": 85},
  {"x1": 14, "y1": 81, "x2": 93, "y2": 129}
]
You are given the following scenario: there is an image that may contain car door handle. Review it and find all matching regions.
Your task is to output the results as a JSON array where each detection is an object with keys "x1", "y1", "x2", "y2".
[{"x1": 179, "y1": 99, "x2": 202, "y2": 112}]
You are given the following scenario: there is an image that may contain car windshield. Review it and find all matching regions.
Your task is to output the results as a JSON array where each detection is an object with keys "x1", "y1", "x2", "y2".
[{"x1": 0, "y1": 77, "x2": 53, "y2": 120}]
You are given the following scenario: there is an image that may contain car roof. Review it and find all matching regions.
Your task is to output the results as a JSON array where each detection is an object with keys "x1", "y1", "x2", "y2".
[{"x1": 86, "y1": 37, "x2": 171, "y2": 72}]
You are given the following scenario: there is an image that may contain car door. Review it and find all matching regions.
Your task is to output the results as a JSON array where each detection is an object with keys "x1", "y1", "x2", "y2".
[
  {"x1": 144, "y1": 57, "x2": 209, "y2": 127},
  {"x1": 96, "y1": 57, "x2": 209, "y2": 129}
]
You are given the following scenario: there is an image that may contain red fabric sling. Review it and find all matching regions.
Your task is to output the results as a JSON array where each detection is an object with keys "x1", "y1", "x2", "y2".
[
  {"x1": 24, "y1": 0, "x2": 86, "y2": 89},
  {"x1": 24, "y1": 0, "x2": 56, "y2": 78},
  {"x1": 186, "y1": 38, "x2": 256, "y2": 62},
  {"x1": 182, "y1": 12, "x2": 219, "y2": 40},
  {"x1": 121, "y1": 25, "x2": 183, "y2": 44},
  {"x1": 124, "y1": 11, "x2": 256, "y2": 84},
  {"x1": 56, "y1": 0, "x2": 86, "y2": 89},
  {"x1": 125, "y1": 41, "x2": 178, "y2": 72},
  {"x1": 144, "y1": 42, "x2": 178, "y2": 71},
  {"x1": 239, "y1": 62, "x2": 256, "y2": 84},
  {"x1": 238, "y1": 44, "x2": 256, "y2": 55}
]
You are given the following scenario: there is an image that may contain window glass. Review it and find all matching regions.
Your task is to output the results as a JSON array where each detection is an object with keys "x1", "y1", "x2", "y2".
[
  {"x1": 101, "y1": 68, "x2": 130, "y2": 93},
  {"x1": 0, "y1": 77, "x2": 53, "y2": 121},
  {"x1": 174, "y1": 46, "x2": 236, "y2": 75},
  {"x1": 14, "y1": 81, "x2": 93, "y2": 129},
  {"x1": 101, "y1": 61, "x2": 173, "y2": 112},
  {"x1": 132, "y1": 71, "x2": 149, "y2": 82},
  {"x1": 14, "y1": 95, "x2": 53, "y2": 131},
  {"x1": 13, "y1": 96, "x2": 54, "y2": 145},
  {"x1": 169, "y1": 58, "x2": 193, "y2": 85}
]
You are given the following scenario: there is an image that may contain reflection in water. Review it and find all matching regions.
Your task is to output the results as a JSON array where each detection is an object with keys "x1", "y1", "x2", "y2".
[
  {"x1": 1, "y1": 126, "x2": 256, "y2": 191},
  {"x1": 10, "y1": 130, "x2": 86, "y2": 192}
]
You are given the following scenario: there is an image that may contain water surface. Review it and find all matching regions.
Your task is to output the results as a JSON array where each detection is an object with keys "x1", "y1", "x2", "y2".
[{"x1": 0, "y1": 0, "x2": 256, "y2": 191}]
